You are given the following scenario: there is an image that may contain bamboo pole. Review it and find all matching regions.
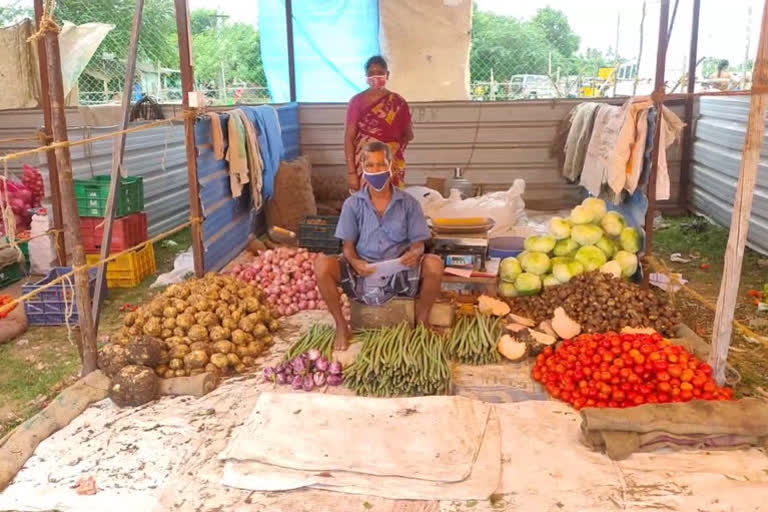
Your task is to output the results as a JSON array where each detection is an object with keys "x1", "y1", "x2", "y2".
[
  {"x1": 92, "y1": 0, "x2": 145, "y2": 332},
  {"x1": 678, "y1": 0, "x2": 701, "y2": 211},
  {"x1": 174, "y1": 0, "x2": 205, "y2": 277},
  {"x1": 709, "y1": 0, "x2": 768, "y2": 385},
  {"x1": 33, "y1": 0, "x2": 66, "y2": 265},
  {"x1": 42, "y1": 16, "x2": 98, "y2": 375},
  {"x1": 642, "y1": 0, "x2": 670, "y2": 288}
]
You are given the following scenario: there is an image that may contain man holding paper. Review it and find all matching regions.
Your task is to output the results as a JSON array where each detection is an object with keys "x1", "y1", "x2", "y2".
[{"x1": 315, "y1": 141, "x2": 444, "y2": 350}]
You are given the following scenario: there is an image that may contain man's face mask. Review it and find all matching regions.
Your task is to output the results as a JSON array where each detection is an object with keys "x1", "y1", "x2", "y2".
[{"x1": 363, "y1": 170, "x2": 391, "y2": 191}]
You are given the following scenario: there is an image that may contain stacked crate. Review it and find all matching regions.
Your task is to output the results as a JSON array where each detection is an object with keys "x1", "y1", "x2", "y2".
[{"x1": 76, "y1": 176, "x2": 156, "y2": 288}]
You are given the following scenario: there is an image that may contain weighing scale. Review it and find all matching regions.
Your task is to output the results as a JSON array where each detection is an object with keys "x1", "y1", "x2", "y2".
[{"x1": 428, "y1": 218, "x2": 493, "y2": 272}]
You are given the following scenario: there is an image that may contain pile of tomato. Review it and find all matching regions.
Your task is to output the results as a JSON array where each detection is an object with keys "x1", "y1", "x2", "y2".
[
  {"x1": 532, "y1": 332, "x2": 734, "y2": 409},
  {"x1": 0, "y1": 295, "x2": 17, "y2": 319}
]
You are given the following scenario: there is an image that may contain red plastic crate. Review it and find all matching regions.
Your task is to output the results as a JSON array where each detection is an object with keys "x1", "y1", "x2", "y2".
[{"x1": 80, "y1": 212, "x2": 148, "y2": 253}]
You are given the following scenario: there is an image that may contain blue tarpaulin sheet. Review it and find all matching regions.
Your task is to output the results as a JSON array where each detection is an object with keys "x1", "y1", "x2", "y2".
[{"x1": 258, "y1": 0, "x2": 380, "y2": 102}]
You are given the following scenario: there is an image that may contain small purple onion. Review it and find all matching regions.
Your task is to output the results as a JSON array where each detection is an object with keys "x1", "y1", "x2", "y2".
[
  {"x1": 313, "y1": 371, "x2": 327, "y2": 387},
  {"x1": 306, "y1": 348, "x2": 321, "y2": 361},
  {"x1": 302, "y1": 375, "x2": 314, "y2": 392},
  {"x1": 327, "y1": 374, "x2": 343, "y2": 386},
  {"x1": 328, "y1": 361, "x2": 342, "y2": 376},
  {"x1": 314, "y1": 357, "x2": 329, "y2": 372},
  {"x1": 291, "y1": 375, "x2": 303, "y2": 390},
  {"x1": 276, "y1": 372, "x2": 288, "y2": 385},
  {"x1": 263, "y1": 366, "x2": 276, "y2": 381},
  {"x1": 291, "y1": 357, "x2": 306, "y2": 374}
]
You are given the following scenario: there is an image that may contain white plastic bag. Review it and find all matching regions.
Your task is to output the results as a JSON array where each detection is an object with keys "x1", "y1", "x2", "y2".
[
  {"x1": 29, "y1": 208, "x2": 55, "y2": 275},
  {"x1": 421, "y1": 179, "x2": 526, "y2": 237},
  {"x1": 151, "y1": 249, "x2": 194, "y2": 288}
]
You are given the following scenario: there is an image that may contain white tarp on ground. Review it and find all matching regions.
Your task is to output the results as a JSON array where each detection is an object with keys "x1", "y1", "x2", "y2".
[
  {"x1": 0, "y1": 19, "x2": 112, "y2": 110},
  {"x1": 1, "y1": 311, "x2": 768, "y2": 512},
  {"x1": 379, "y1": 0, "x2": 471, "y2": 101}
]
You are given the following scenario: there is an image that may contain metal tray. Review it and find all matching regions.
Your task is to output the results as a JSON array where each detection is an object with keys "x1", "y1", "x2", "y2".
[{"x1": 427, "y1": 217, "x2": 495, "y2": 235}]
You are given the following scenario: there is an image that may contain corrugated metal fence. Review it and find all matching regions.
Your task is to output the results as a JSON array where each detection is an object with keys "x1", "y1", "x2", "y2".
[
  {"x1": 692, "y1": 96, "x2": 768, "y2": 255},
  {"x1": 299, "y1": 100, "x2": 686, "y2": 211},
  {"x1": 0, "y1": 106, "x2": 189, "y2": 237},
  {"x1": 194, "y1": 104, "x2": 300, "y2": 272}
]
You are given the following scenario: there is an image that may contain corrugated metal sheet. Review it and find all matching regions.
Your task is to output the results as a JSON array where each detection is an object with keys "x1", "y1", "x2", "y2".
[
  {"x1": 299, "y1": 100, "x2": 685, "y2": 211},
  {"x1": 0, "y1": 106, "x2": 189, "y2": 237},
  {"x1": 691, "y1": 96, "x2": 768, "y2": 255},
  {"x1": 195, "y1": 104, "x2": 300, "y2": 272}
]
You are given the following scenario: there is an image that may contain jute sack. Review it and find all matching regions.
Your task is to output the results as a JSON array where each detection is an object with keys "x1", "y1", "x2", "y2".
[{"x1": 266, "y1": 155, "x2": 317, "y2": 234}]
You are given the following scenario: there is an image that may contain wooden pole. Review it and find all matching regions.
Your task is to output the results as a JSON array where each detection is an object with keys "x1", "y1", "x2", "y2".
[
  {"x1": 709, "y1": 0, "x2": 768, "y2": 385},
  {"x1": 42, "y1": 15, "x2": 98, "y2": 375},
  {"x1": 174, "y1": 0, "x2": 205, "y2": 277},
  {"x1": 633, "y1": 2, "x2": 647, "y2": 97},
  {"x1": 92, "y1": 0, "x2": 144, "y2": 332},
  {"x1": 286, "y1": 0, "x2": 297, "y2": 102},
  {"x1": 642, "y1": 0, "x2": 670, "y2": 287},
  {"x1": 33, "y1": 0, "x2": 66, "y2": 266},
  {"x1": 678, "y1": 0, "x2": 701, "y2": 212}
]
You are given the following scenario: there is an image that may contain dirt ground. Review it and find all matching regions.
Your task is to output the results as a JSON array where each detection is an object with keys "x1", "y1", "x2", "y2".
[
  {"x1": 653, "y1": 216, "x2": 768, "y2": 398},
  {"x1": 0, "y1": 229, "x2": 191, "y2": 437}
]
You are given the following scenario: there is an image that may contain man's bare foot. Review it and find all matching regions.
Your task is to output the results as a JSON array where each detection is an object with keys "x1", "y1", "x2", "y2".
[{"x1": 334, "y1": 326, "x2": 351, "y2": 351}]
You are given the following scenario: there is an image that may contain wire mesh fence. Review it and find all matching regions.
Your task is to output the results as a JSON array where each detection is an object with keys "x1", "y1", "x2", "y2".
[{"x1": 0, "y1": 0, "x2": 764, "y2": 105}]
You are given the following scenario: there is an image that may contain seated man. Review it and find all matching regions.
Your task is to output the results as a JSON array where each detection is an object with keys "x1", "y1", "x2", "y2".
[{"x1": 315, "y1": 141, "x2": 443, "y2": 350}]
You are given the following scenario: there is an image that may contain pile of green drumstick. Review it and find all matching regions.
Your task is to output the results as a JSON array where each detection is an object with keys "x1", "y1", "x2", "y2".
[
  {"x1": 344, "y1": 323, "x2": 451, "y2": 397},
  {"x1": 446, "y1": 312, "x2": 502, "y2": 365},
  {"x1": 284, "y1": 324, "x2": 335, "y2": 361}
]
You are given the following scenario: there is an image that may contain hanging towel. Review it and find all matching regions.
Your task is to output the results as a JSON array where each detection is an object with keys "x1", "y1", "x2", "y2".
[
  {"x1": 226, "y1": 110, "x2": 250, "y2": 198},
  {"x1": 655, "y1": 107, "x2": 685, "y2": 201},
  {"x1": 246, "y1": 105, "x2": 284, "y2": 200},
  {"x1": 562, "y1": 102, "x2": 601, "y2": 183},
  {"x1": 235, "y1": 110, "x2": 265, "y2": 210},
  {"x1": 606, "y1": 97, "x2": 654, "y2": 202},
  {"x1": 208, "y1": 112, "x2": 225, "y2": 160},
  {"x1": 581, "y1": 104, "x2": 623, "y2": 197}
]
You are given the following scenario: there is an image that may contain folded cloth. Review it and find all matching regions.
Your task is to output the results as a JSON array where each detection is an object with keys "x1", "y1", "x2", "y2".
[
  {"x1": 225, "y1": 110, "x2": 250, "y2": 198},
  {"x1": 580, "y1": 398, "x2": 768, "y2": 460},
  {"x1": 207, "y1": 112, "x2": 225, "y2": 160}
]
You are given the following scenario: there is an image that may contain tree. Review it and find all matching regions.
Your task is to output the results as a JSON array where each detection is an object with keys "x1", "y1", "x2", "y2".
[
  {"x1": 0, "y1": 1, "x2": 32, "y2": 26},
  {"x1": 193, "y1": 22, "x2": 266, "y2": 87},
  {"x1": 531, "y1": 7, "x2": 580, "y2": 58},
  {"x1": 190, "y1": 8, "x2": 219, "y2": 36},
  {"x1": 56, "y1": 0, "x2": 179, "y2": 68}
]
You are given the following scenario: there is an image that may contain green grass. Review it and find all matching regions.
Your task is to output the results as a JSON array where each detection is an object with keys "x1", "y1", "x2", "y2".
[{"x1": 0, "y1": 228, "x2": 192, "y2": 436}]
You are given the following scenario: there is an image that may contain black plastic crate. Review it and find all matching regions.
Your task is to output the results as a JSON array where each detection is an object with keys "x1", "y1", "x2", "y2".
[{"x1": 299, "y1": 215, "x2": 340, "y2": 254}]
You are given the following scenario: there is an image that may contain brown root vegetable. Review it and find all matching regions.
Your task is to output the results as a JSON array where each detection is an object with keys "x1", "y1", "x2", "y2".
[
  {"x1": 142, "y1": 317, "x2": 163, "y2": 337},
  {"x1": 123, "y1": 312, "x2": 137, "y2": 327},
  {"x1": 209, "y1": 326, "x2": 230, "y2": 342},
  {"x1": 169, "y1": 343, "x2": 191, "y2": 360},
  {"x1": 188, "y1": 325, "x2": 208, "y2": 343},
  {"x1": 210, "y1": 353, "x2": 229, "y2": 369},
  {"x1": 213, "y1": 340, "x2": 234, "y2": 354},
  {"x1": 169, "y1": 358, "x2": 184, "y2": 370},
  {"x1": 174, "y1": 369, "x2": 188, "y2": 377},
  {"x1": 124, "y1": 336, "x2": 164, "y2": 367},
  {"x1": 226, "y1": 353, "x2": 241, "y2": 366},
  {"x1": 234, "y1": 363, "x2": 247, "y2": 374},
  {"x1": 176, "y1": 313, "x2": 195, "y2": 329},
  {"x1": 246, "y1": 341, "x2": 265, "y2": 357},
  {"x1": 231, "y1": 329, "x2": 249, "y2": 346},
  {"x1": 110, "y1": 365, "x2": 159, "y2": 407},
  {"x1": 97, "y1": 344, "x2": 128, "y2": 377},
  {"x1": 241, "y1": 355, "x2": 255, "y2": 367},
  {"x1": 164, "y1": 369, "x2": 176, "y2": 378},
  {"x1": 155, "y1": 364, "x2": 169, "y2": 377},
  {"x1": 183, "y1": 350, "x2": 209, "y2": 370}
]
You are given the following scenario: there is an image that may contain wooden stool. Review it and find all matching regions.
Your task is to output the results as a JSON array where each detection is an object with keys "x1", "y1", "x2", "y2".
[{"x1": 350, "y1": 298, "x2": 415, "y2": 330}]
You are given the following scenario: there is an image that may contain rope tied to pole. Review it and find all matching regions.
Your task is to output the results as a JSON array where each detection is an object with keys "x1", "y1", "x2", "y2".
[{"x1": 26, "y1": 0, "x2": 60, "y2": 43}]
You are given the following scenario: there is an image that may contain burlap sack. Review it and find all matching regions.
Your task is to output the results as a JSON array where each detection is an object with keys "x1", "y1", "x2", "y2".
[
  {"x1": 266, "y1": 156, "x2": 317, "y2": 233},
  {"x1": 0, "y1": 306, "x2": 28, "y2": 346}
]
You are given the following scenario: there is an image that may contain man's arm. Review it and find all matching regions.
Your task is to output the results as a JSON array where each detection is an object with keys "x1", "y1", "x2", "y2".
[
  {"x1": 342, "y1": 241, "x2": 374, "y2": 276},
  {"x1": 399, "y1": 199, "x2": 431, "y2": 267},
  {"x1": 400, "y1": 241, "x2": 424, "y2": 267}
]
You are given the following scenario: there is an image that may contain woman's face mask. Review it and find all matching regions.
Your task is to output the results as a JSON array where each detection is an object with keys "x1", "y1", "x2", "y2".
[
  {"x1": 367, "y1": 75, "x2": 387, "y2": 90},
  {"x1": 363, "y1": 170, "x2": 391, "y2": 191}
]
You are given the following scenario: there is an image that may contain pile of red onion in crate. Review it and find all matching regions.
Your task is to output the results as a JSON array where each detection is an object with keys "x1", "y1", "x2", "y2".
[{"x1": 228, "y1": 247, "x2": 350, "y2": 319}]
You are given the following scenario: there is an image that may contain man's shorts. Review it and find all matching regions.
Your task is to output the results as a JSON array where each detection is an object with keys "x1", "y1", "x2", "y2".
[{"x1": 339, "y1": 257, "x2": 421, "y2": 306}]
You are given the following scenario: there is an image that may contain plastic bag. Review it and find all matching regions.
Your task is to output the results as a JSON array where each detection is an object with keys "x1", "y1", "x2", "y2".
[
  {"x1": 151, "y1": 249, "x2": 194, "y2": 288},
  {"x1": 421, "y1": 179, "x2": 527, "y2": 237}
]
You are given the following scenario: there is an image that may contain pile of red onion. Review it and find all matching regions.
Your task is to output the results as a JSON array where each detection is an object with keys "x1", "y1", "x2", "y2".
[
  {"x1": 229, "y1": 247, "x2": 350, "y2": 318},
  {"x1": 0, "y1": 173, "x2": 38, "y2": 234},
  {"x1": 21, "y1": 165, "x2": 44, "y2": 208}
]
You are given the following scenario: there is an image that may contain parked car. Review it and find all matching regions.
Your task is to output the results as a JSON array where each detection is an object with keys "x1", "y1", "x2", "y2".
[{"x1": 508, "y1": 75, "x2": 556, "y2": 99}]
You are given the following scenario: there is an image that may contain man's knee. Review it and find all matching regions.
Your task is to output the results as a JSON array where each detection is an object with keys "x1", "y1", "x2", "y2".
[
  {"x1": 314, "y1": 254, "x2": 340, "y2": 280},
  {"x1": 421, "y1": 254, "x2": 443, "y2": 279}
]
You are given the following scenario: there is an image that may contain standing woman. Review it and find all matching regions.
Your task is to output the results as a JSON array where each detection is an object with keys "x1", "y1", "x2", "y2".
[{"x1": 345, "y1": 56, "x2": 414, "y2": 192}]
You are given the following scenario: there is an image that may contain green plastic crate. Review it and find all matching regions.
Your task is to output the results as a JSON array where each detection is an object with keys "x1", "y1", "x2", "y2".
[
  {"x1": 75, "y1": 176, "x2": 144, "y2": 217},
  {"x1": 0, "y1": 262, "x2": 23, "y2": 289}
]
